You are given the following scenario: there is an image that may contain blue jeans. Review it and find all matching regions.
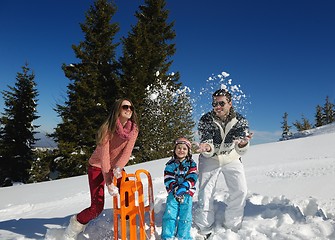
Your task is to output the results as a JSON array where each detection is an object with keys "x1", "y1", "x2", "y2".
[{"x1": 162, "y1": 193, "x2": 193, "y2": 240}]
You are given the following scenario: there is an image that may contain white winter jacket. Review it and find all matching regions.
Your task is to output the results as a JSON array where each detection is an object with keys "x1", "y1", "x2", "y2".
[{"x1": 198, "y1": 111, "x2": 250, "y2": 165}]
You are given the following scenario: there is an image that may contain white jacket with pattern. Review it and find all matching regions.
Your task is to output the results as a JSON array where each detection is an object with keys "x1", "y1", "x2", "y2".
[{"x1": 198, "y1": 110, "x2": 250, "y2": 165}]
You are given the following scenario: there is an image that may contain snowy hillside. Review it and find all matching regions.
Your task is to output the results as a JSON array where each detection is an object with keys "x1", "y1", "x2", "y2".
[
  {"x1": 281, "y1": 122, "x2": 335, "y2": 141},
  {"x1": 0, "y1": 125, "x2": 335, "y2": 239}
]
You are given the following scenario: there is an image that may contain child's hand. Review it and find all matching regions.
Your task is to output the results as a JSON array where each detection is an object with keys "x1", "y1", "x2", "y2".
[
  {"x1": 175, "y1": 182, "x2": 188, "y2": 195},
  {"x1": 175, "y1": 181, "x2": 189, "y2": 196},
  {"x1": 174, "y1": 184, "x2": 187, "y2": 203},
  {"x1": 175, "y1": 186, "x2": 187, "y2": 196}
]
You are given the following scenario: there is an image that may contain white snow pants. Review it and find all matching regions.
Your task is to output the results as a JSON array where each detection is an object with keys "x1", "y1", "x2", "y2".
[{"x1": 194, "y1": 155, "x2": 247, "y2": 234}]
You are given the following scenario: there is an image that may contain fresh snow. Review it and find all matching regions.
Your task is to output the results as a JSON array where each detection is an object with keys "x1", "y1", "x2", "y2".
[{"x1": 1, "y1": 124, "x2": 335, "y2": 239}]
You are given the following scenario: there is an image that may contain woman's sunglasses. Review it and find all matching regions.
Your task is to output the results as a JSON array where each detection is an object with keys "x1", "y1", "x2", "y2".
[
  {"x1": 212, "y1": 101, "x2": 226, "y2": 107},
  {"x1": 121, "y1": 105, "x2": 134, "y2": 111}
]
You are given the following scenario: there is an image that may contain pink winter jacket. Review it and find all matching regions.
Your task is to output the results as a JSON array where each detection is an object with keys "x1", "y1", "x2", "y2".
[{"x1": 88, "y1": 123, "x2": 138, "y2": 185}]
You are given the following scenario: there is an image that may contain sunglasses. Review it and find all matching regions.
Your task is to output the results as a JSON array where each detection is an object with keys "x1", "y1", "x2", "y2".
[
  {"x1": 121, "y1": 105, "x2": 134, "y2": 111},
  {"x1": 212, "y1": 101, "x2": 226, "y2": 107}
]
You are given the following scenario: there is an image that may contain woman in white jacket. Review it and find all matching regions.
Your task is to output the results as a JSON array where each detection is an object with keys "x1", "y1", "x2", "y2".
[{"x1": 195, "y1": 89, "x2": 252, "y2": 239}]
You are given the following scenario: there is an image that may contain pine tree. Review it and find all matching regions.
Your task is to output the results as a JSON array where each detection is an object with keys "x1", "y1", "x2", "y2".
[
  {"x1": 293, "y1": 115, "x2": 312, "y2": 131},
  {"x1": 314, "y1": 105, "x2": 324, "y2": 127},
  {"x1": 171, "y1": 87, "x2": 195, "y2": 142},
  {"x1": 293, "y1": 121, "x2": 303, "y2": 132},
  {"x1": 280, "y1": 112, "x2": 292, "y2": 140},
  {"x1": 302, "y1": 117, "x2": 312, "y2": 130},
  {"x1": 0, "y1": 64, "x2": 39, "y2": 184},
  {"x1": 137, "y1": 76, "x2": 195, "y2": 162},
  {"x1": 120, "y1": 0, "x2": 191, "y2": 161},
  {"x1": 28, "y1": 149, "x2": 55, "y2": 183},
  {"x1": 51, "y1": 0, "x2": 121, "y2": 178},
  {"x1": 323, "y1": 96, "x2": 335, "y2": 124},
  {"x1": 120, "y1": 0, "x2": 180, "y2": 110}
]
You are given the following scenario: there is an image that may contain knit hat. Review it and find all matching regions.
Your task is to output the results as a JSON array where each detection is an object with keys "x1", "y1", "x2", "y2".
[
  {"x1": 175, "y1": 137, "x2": 191, "y2": 149},
  {"x1": 174, "y1": 137, "x2": 192, "y2": 160}
]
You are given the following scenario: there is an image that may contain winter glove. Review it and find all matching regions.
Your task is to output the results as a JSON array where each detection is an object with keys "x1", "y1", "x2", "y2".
[
  {"x1": 175, "y1": 186, "x2": 187, "y2": 196},
  {"x1": 107, "y1": 183, "x2": 119, "y2": 196},
  {"x1": 180, "y1": 181, "x2": 190, "y2": 189},
  {"x1": 113, "y1": 167, "x2": 122, "y2": 179},
  {"x1": 175, "y1": 182, "x2": 189, "y2": 197}
]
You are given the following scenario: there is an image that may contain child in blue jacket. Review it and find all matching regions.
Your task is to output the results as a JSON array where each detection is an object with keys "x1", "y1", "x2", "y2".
[{"x1": 162, "y1": 137, "x2": 198, "y2": 240}]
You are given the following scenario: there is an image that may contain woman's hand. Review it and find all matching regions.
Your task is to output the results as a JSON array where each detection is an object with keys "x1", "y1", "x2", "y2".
[
  {"x1": 113, "y1": 167, "x2": 122, "y2": 179},
  {"x1": 106, "y1": 183, "x2": 119, "y2": 196}
]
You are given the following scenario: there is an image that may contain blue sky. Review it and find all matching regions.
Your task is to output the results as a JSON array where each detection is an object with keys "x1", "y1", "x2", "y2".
[{"x1": 1, "y1": 0, "x2": 335, "y2": 146}]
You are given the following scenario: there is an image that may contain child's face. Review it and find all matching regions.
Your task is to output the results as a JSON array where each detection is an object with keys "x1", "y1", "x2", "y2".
[{"x1": 175, "y1": 143, "x2": 188, "y2": 160}]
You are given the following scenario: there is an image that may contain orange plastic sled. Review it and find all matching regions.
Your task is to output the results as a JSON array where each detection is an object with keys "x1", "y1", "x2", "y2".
[{"x1": 113, "y1": 169, "x2": 155, "y2": 240}]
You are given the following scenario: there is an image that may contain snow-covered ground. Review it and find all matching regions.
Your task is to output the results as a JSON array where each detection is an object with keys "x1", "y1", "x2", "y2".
[{"x1": 1, "y1": 124, "x2": 335, "y2": 239}]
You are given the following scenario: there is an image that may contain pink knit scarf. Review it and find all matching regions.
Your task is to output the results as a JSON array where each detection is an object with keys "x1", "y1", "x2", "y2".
[{"x1": 115, "y1": 118, "x2": 136, "y2": 140}]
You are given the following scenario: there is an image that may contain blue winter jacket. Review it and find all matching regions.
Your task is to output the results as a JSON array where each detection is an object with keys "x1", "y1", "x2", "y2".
[{"x1": 164, "y1": 157, "x2": 198, "y2": 196}]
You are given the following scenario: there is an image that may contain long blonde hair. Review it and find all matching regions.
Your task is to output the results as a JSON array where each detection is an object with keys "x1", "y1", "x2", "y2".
[{"x1": 96, "y1": 98, "x2": 138, "y2": 145}]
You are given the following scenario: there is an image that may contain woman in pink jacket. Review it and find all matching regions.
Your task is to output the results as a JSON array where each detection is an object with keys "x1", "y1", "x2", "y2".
[{"x1": 64, "y1": 98, "x2": 139, "y2": 240}]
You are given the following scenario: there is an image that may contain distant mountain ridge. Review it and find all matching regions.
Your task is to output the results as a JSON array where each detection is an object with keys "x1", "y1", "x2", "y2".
[
  {"x1": 35, "y1": 123, "x2": 335, "y2": 148},
  {"x1": 34, "y1": 132, "x2": 56, "y2": 148}
]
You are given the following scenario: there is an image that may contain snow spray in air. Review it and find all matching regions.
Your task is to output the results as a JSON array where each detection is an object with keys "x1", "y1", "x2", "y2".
[{"x1": 190, "y1": 70, "x2": 251, "y2": 124}]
